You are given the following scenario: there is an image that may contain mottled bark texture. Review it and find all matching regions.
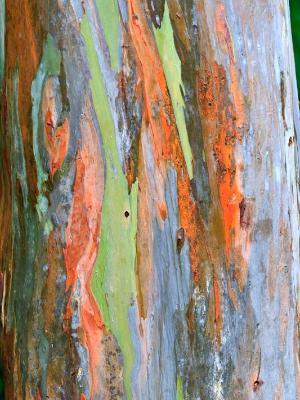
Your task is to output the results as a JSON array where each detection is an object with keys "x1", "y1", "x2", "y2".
[{"x1": 0, "y1": 0, "x2": 299, "y2": 399}]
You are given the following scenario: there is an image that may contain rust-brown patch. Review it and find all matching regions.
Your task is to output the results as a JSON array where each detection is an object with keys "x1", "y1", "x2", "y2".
[
  {"x1": 100, "y1": 332, "x2": 125, "y2": 399},
  {"x1": 167, "y1": 0, "x2": 191, "y2": 51},
  {"x1": 42, "y1": 78, "x2": 70, "y2": 177},
  {"x1": 186, "y1": 297, "x2": 195, "y2": 343},
  {"x1": 45, "y1": 113, "x2": 70, "y2": 177},
  {"x1": 118, "y1": 27, "x2": 142, "y2": 194},
  {"x1": 5, "y1": 0, "x2": 47, "y2": 202},
  {"x1": 135, "y1": 133, "x2": 154, "y2": 320}
]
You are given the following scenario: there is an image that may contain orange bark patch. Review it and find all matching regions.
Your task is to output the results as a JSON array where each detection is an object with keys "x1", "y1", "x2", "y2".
[
  {"x1": 64, "y1": 99, "x2": 105, "y2": 396},
  {"x1": 128, "y1": 0, "x2": 206, "y2": 287},
  {"x1": 197, "y1": 60, "x2": 244, "y2": 304},
  {"x1": 215, "y1": 4, "x2": 253, "y2": 291},
  {"x1": 158, "y1": 202, "x2": 168, "y2": 221},
  {"x1": 195, "y1": 2, "x2": 252, "y2": 299}
]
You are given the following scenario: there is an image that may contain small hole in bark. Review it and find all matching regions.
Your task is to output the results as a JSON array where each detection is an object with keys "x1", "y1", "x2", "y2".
[
  {"x1": 176, "y1": 227, "x2": 185, "y2": 253},
  {"x1": 253, "y1": 379, "x2": 263, "y2": 392},
  {"x1": 124, "y1": 211, "x2": 130, "y2": 218}
]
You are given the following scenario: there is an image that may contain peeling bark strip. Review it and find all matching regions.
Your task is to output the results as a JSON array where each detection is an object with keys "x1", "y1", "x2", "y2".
[{"x1": 0, "y1": 0, "x2": 299, "y2": 399}]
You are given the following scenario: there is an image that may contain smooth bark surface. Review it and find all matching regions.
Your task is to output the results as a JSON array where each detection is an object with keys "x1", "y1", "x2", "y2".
[{"x1": 0, "y1": 1, "x2": 299, "y2": 399}]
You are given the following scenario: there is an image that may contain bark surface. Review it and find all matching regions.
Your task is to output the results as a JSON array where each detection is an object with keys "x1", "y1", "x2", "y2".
[{"x1": 0, "y1": 0, "x2": 299, "y2": 399}]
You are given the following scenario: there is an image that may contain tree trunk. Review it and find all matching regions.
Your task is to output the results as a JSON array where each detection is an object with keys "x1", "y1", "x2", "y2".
[{"x1": 0, "y1": 1, "x2": 299, "y2": 399}]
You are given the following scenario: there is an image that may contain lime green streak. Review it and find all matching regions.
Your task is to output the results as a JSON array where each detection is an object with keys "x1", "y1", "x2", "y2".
[
  {"x1": 154, "y1": 4, "x2": 193, "y2": 178},
  {"x1": 176, "y1": 376, "x2": 184, "y2": 400},
  {"x1": 81, "y1": 16, "x2": 137, "y2": 398},
  {"x1": 31, "y1": 34, "x2": 60, "y2": 226},
  {"x1": 0, "y1": 0, "x2": 5, "y2": 84},
  {"x1": 95, "y1": 0, "x2": 120, "y2": 71}
]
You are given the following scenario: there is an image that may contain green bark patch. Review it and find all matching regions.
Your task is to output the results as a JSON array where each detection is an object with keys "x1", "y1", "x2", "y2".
[
  {"x1": 95, "y1": 0, "x2": 120, "y2": 71},
  {"x1": 81, "y1": 16, "x2": 138, "y2": 399},
  {"x1": 154, "y1": 3, "x2": 194, "y2": 179}
]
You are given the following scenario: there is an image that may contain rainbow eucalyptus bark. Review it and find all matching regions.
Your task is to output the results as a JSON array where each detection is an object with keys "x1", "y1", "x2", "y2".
[{"x1": 0, "y1": 0, "x2": 299, "y2": 399}]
